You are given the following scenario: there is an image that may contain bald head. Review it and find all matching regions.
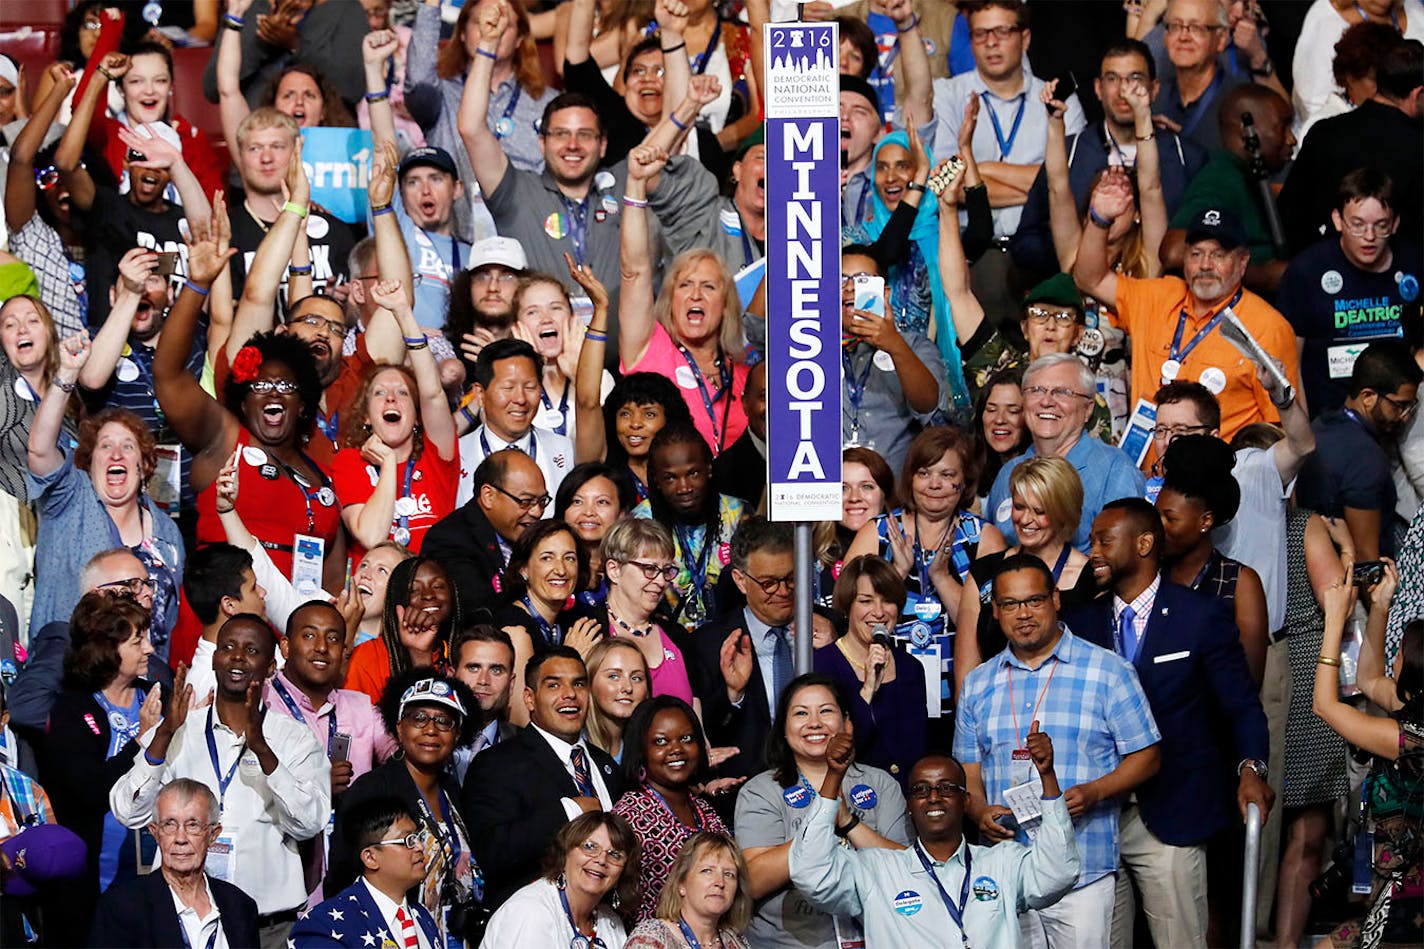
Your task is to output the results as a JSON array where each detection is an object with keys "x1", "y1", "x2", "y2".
[{"x1": 1220, "y1": 84, "x2": 1295, "y2": 171}]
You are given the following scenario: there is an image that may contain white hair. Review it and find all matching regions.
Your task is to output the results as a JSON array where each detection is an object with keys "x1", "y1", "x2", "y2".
[{"x1": 1023, "y1": 352, "x2": 1096, "y2": 396}]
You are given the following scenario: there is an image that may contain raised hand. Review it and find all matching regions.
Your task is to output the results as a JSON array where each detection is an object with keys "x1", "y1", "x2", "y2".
[
  {"x1": 686, "y1": 73, "x2": 722, "y2": 108},
  {"x1": 156, "y1": 665, "x2": 195, "y2": 740},
  {"x1": 363, "y1": 29, "x2": 400, "y2": 65},
  {"x1": 461, "y1": 327, "x2": 499, "y2": 364},
  {"x1": 283, "y1": 136, "x2": 309, "y2": 207},
  {"x1": 227, "y1": 0, "x2": 255, "y2": 17},
  {"x1": 44, "y1": 61, "x2": 76, "y2": 96},
  {"x1": 396, "y1": 603, "x2": 440, "y2": 655},
  {"x1": 627, "y1": 143, "x2": 669, "y2": 183},
  {"x1": 655, "y1": 0, "x2": 690, "y2": 35},
  {"x1": 564, "y1": 617, "x2": 603, "y2": 660},
  {"x1": 478, "y1": 0, "x2": 509, "y2": 46},
  {"x1": 976, "y1": 804, "x2": 1015, "y2": 841},
  {"x1": 825, "y1": 733, "x2": 855, "y2": 775},
  {"x1": 138, "y1": 683, "x2": 164, "y2": 734},
  {"x1": 118, "y1": 124, "x2": 183, "y2": 170},
  {"x1": 57, "y1": 330, "x2": 92, "y2": 377},
  {"x1": 564, "y1": 252, "x2": 608, "y2": 314},
  {"x1": 958, "y1": 94, "x2": 980, "y2": 153},
  {"x1": 1089, "y1": 167, "x2": 1134, "y2": 222},
  {"x1": 556, "y1": 312, "x2": 585, "y2": 380},
  {"x1": 930, "y1": 156, "x2": 967, "y2": 207},
  {"x1": 256, "y1": 6, "x2": 301, "y2": 51},
  {"x1": 1365, "y1": 559, "x2": 1398, "y2": 610},
  {"x1": 367, "y1": 138, "x2": 397, "y2": 209},
  {"x1": 719, "y1": 629, "x2": 754, "y2": 699},
  {"x1": 1122, "y1": 77, "x2": 1151, "y2": 122},
  {"x1": 215, "y1": 448, "x2": 240, "y2": 513},
  {"x1": 98, "y1": 53, "x2": 131, "y2": 82},
  {"x1": 884, "y1": 0, "x2": 916, "y2": 29},
  {"x1": 845, "y1": 304, "x2": 903, "y2": 355},
  {"x1": 1040, "y1": 78, "x2": 1066, "y2": 120},
  {"x1": 184, "y1": 192, "x2": 237, "y2": 285},
  {"x1": 1025, "y1": 719, "x2": 1054, "y2": 774},
  {"x1": 117, "y1": 247, "x2": 159, "y2": 295},
  {"x1": 242, "y1": 681, "x2": 271, "y2": 754},
  {"x1": 368, "y1": 277, "x2": 410, "y2": 315},
  {"x1": 906, "y1": 122, "x2": 930, "y2": 185},
  {"x1": 360, "y1": 433, "x2": 397, "y2": 469},
  {"x1": 886, "y1": 514, "x2": 915, "y2": 579}
]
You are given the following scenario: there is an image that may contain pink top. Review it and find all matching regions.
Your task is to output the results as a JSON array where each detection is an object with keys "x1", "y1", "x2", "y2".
[
  {"x1": 641, "y1": 630, "x2": 694, "y2": 705},
  {"x1": 263, "y1": 671, "x2": 398, "y2": 779},
  {"x1": 623, "y1": 324, "x2": 748, "y2": 455}
]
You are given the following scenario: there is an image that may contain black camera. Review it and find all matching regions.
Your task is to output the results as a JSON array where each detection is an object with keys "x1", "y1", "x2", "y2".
[{"x1": 1309, "y1": 839, "x2": 1355, "y2": 902}]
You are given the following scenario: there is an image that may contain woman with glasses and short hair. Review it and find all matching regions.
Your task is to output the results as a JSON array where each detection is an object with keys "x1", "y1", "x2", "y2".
[
  {"x1": 330, "y1": 668, "x2": 480, "y2": 945},
  {"x1": 481, "y1": 810, "x2": 639, "y2": 948},
  {"x1": 37, "y1": 592, "x2": 163, "y2": 944}
]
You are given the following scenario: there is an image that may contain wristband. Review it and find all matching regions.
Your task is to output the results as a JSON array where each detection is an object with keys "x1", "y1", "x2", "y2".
[
  {"x1": 906, "y1": 182, "x2": 927, "y2": 193},
  {"x1": 403, "y1": 335, "x2": 428, "y2": 346},
  {"x1": 834, "y1": 813, "x2": 861, "y2": 838},
  {"x1": 288, "y1": 264, "x2": 314, "y2": 275},
  {"x1": 896, "y1": 13, "x2": 920, "y2": 32},
  {"x1": 670, "y1": 114, "x2": 689, "y2": 131},
  {"x1": 661, "y1": 41, "x2": 686, "y2": 53},
  {"x1": 1317, "y1": 654, "x2": 1341, "y2": 667},
  {"x1": 53, "y1": 378, "x2": 77, "y2": 393},
  {"x1": 622, "y1": 195, "x2": 648, "y2": 208},
  {"x1": 222, "y1": 12, "x2": 245, "y2": 29},
  {"x1": 98, "y1": 67, "x2": 115, "y2": 82},
  {"x1": 143, "y1": 749, "x2": 166, "y2": 766},
  {"x1": 372, "y1": 204, "x2": 394, "y2": 217},
  {"x1": 584, "y1": 330, "x2": 608, "y2": 342},
  {"x1": 475, "y1": 47, "x2": 498, "y2": 61},
  {"x1": 282, "y1": 201, "x2": 309, "y2": 219},
  {"x1": 215, "y1": 504, "x2": 235, "y2": 514},
  {"x1": 1135, "y1": 131, "x2": 1155, "y2": 142},
  {"x1": 365, "y1": 89, "x2": 391, "y2": 103},
  {"x1": 183, "y1": 280, "x2": 210, "y2": 297},
  {"x1": 406, "y1": 340, "x2": 428, "y2": 351},
  {"x1": 1087, "y1": 207, "x2": 1114, "y2": 229}
]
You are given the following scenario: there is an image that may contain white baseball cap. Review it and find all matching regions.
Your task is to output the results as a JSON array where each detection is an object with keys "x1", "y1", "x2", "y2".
[{"x1": 468, "y1": 236, "x2": 528, "y2": 273}]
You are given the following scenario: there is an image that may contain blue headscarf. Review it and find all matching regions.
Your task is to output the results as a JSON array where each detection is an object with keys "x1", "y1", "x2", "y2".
[{"x1": 856, "y1": 131, "x2": 969, "y2": 408}]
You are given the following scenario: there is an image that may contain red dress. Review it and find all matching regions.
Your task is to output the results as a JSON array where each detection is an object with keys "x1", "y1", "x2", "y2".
[{"x1": 330, "y1": 441, "x2": 459, "y2": 563}]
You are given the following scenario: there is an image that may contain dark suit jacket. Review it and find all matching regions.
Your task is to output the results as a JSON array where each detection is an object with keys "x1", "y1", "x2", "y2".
[
  {"x1": 712, "y1": 431, "x2": 766, "y2": 511},
  {"x1": 421, "y1": 501, "x2": 507, "y2": 617},
  {"x1": 288, "y1": 879, "x2": 438, "y2": 949},
  {"x1": 1064, "y1": 580, "x2": 1269, "y2": 846},
  {"x1": 687, "y1": 609, "x2": 774, "y2": 782},
  {"x1": 460, "y1": 724, "x2": 623, "y2": 909},
  {"x1": 87, "y1": 870, "x2": 260, "y2": 948}
]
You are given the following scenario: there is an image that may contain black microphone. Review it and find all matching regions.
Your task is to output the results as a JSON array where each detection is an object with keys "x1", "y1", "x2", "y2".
[{"x1": 870, "y1": 624, "x2": 891, "y2": 679}]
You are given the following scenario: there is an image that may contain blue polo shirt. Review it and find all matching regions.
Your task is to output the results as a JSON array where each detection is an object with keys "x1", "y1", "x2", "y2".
[{"x1": 986, "y1": 432, "x2": 1146, "y2": 552}]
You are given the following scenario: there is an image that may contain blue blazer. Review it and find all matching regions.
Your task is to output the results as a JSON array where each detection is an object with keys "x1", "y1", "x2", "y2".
[
  {"x1": 1064, "y1": 580, "x2": 1268, "y2": 847},
  {"x1": 289, "y1": 880, "x2": 440, "y2": 949}
]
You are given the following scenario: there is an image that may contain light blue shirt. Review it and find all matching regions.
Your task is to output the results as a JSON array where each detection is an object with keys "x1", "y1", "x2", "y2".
[
  {"x1": 789, "y1": 792, "x2": 1080, "y2": 949},
  {"x1": 743, "y1": 607, "x2": 782, "y2": 721},
  {"x1": 391, "y1": 197, "x2": 472, "y2": 330}
]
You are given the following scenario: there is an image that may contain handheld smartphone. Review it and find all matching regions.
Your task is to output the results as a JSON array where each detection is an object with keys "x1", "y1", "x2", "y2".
[
  {"x1": 331, "y1": 732, "x2": 352, "y2": 763},
  {"x1": 854, "y1": 276, "x2": 886, "y2": 319},
  {"x1": 1352, "y1": 561, "x2": 1385, "y2": 587},
  {"x1": 1053, "y1": 72, "x2": 1077, "y2": 103},
  {"x1": 153, "y1": 251, "x2": 179, "y2": 277},
  {"x1": 126, "y1": 147, "x2": 145, "y2": 163}
]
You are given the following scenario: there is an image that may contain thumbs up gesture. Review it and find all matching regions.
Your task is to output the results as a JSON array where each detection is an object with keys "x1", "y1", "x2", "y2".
[{"x1": 1025, "y1": 720, "x2": 1054, "y2": 775}]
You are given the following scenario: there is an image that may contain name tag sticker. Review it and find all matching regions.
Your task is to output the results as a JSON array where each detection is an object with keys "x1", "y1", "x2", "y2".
[{"x1": 1327, "y1": 343, "x2": 1368, "y2": 379}]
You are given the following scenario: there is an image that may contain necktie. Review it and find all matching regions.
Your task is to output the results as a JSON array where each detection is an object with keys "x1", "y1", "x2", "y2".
[
  {"x1": 770, "y1": 626, "x2": 793, "y2": 706},
  {"x1": 396, "y1": 906, "x2": 419, "y2": 949},
  {"x1": 1117, "y1": 605, "x2": 1138, "y2": 662},
  {"x1": 570, "y1": 744, "x2": 596, "y2": 797}
]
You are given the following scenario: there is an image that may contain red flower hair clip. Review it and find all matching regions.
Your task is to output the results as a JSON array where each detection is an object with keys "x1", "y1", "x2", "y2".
[{"x1": 232, "y1": 345, "x2": 263, "y2": 384}]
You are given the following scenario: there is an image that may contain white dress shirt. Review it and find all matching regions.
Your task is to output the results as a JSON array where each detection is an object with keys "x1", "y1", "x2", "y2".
[
  {"x1": 362, "y1": 878, "x2": 433, "y2": 949},
  {"x1": 109, "y1": 705, "x2": 331, "y2": 914},
  {"x1": 529, "y1": 723, "x2": 614, "y2": 816},
  {"x1": 480, "y1": 878, "x2": 627, "y2": 949},
  {"x1": 171, "y1": 876, "x2": 228, "y2": 949},
  {"x1": 455, "y1": 425, "x2": 575, "y2": 509}
]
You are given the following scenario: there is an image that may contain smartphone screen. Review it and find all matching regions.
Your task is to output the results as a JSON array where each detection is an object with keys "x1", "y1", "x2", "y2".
[{"x1": 854, "y1": 276, "x2": 886, "y2": 319}]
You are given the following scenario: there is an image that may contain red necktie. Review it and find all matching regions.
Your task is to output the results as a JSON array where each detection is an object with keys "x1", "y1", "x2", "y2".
[{"x1": 395, "y1": 906, "x2": 419, "y2": 949}]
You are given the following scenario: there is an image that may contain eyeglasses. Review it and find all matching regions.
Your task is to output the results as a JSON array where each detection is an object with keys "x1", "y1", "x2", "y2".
[
  {"x1": 1023, "y1": 385, "x2": 1091, "y2": 403},
  {"x1": 292, "y1": 313, "x2": 348, "y2": 339},
  {"x1": 841, "y1": 273, "x2": 879, "y2": 287},
  {"x1": 623, "y1": 560, "x2": 679, "y2": 582},
  {"x1": 99, "y1": 576, "x2": 157, "y2": 594},
  {"x1": 1151, "y1": 423, "x2": 1210, "y2": 441},
  {"x1": 577, "y1": 838, "x2": 627, "y2": 865},
  {"x1": 490, "y1": 483, "x2": 551, "y2": 512},
  {"x1": 248, "y1": 379, "x2": 299, "y2": 396},
  {"x1": 1025, "y1": 306, "x2": 1079, "y2": 327},
  {"x1": 1163, "y1": 21, "x2": 1223, "y2": 38},
  {"x1": 627, "y1": 64, "x2": 665, "y2": 80},
  {"x1": 368, "y1": 830, "x2": 429, "y2": 851},
  {"x1": 1381, "y1": 393, "x2": 1419, "y2": 416},
  {"x1": 156, "y1": 818, "x2": 211, "y2": 836},
  {"x1": 742, "y1": 572, "x2": 795, "y2": 594},
  {"x1": 994, "y1": 593, "x2": 1052, "y2": 612},
  {"x1": 543, "y1": 128, "x2": 602, "y2": 144},
  {"x1": 402, "y1": 709, "x2": 458, "y2": 732},
  {"x1": 471, "y1": 269, "x2": 519, "y2": 285},
  {"x1": 969, "y1": 25, "x2": 1023, "y2": 43},
  {"x1": 355, "y1": 273, "x2": 423, "y2": 286},
  {"x1": 908, "y1": 780, "x2": 966, "y2": 799},
  {"x1": 81, "y1": 19, "x2": 103, "y2": 31},
  {"x1": 1341, "y1": 217, "x2": 1395, "y2": 238},
  {"x1": 1099, "y1": 71, "x2": 1151, "y2": 86}
]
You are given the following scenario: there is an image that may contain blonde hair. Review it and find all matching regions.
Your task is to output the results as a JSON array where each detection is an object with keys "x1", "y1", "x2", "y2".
[
  {"x1": 236, "y1": 106, "x2": 300, "y2": 150},
  {"x1": 1008, "y1": 456, "x2": 1083, "y2": 545},
  {"x1": 652, "y1": 833, "x2": 754, "y2": 935},
  {"x1": 652, "y1": 249, "x2": 745, "y2": 364},
  {"x1": 597, "y1": 517, "x2": 674, "y2": 571},
  {"x1": 583, "y1": 638, "x2": 649, "y2": 756}
]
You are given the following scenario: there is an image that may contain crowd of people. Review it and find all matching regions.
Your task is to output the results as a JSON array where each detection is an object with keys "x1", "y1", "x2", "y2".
[{"x1": 0, "y1": 0, "x2": 1420, "y2": 947}]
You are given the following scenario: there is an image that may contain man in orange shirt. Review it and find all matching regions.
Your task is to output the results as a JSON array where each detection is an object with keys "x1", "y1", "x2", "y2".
[{"x1": 1072, "y1": 169, "x2": 1300, "y2": 441}]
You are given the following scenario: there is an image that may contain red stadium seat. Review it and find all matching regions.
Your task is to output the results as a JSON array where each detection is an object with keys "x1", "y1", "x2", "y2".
[
  {"x1": 0, "y1": 0, "x2": 71, "y2": 31},
  {"x1": 170, "y1": 45, "x2": 223, "y2": 141},
  {"x1": 1, "y1": 26, "x2": 62, "y2": 111}
]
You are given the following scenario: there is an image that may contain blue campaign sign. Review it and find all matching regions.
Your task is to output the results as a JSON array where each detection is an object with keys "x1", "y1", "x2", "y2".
[
  {"x1": 299, "y1": 127, "x2": 374, "y2": 224},
  {"x1": 763, "y1": 21, "x2": 842, "y2": 521}
]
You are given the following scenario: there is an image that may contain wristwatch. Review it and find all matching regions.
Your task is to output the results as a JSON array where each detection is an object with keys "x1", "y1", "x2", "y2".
[
  {"x1": 1237, "y1": 758, "x2": 1268, "y2": 780},
  {"x1": 1250, "y1": 57, "x2": 1275, "y2": 77}
]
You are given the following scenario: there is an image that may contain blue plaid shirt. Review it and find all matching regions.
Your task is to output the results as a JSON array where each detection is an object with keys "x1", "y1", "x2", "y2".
[{"x1": 954, "y1": 627, "x2": 1160, "y2": 886}]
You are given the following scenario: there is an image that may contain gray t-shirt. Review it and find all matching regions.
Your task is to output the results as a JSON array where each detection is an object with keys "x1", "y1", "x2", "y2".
[
  {"x1": 1215, "y1": 446, "x2": 1290, "y2": 632},
  {"x1": 735, "y1": 764, "x2": 910, "y2": 949}
]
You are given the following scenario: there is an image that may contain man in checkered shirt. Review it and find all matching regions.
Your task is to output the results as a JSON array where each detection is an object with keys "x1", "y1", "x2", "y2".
[{"x1": 954, "y1": 553, "x2": 1161, "y2": 949}]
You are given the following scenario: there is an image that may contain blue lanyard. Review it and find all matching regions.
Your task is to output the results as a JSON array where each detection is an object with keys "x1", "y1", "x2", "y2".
[
  {"x1": 678, "y1": 918, "x2": 724, "y2": 949},
  {"x1": 676, "y1": 345, "x2": 732, "y2": 453},
  {"x1": 675, "y1": 523, "x2": 715, "y2": 602},
  {"x1": 1049, "y1": 544, "x2": 1071, "y2": 582},
  {"x1": 1355, "y1": 1, "x2": 1401, "y2": 29},
  {"x1": 316, "y1": 409, "x2": 339, "y2": 444},
  {"x1": 914, "y1": 840, "x2": 973, "y2": 948},
  {"x1": 981, "y1": 91, "x2": 1027, "y2": 160},
  {"x1": 540, "y1": 383, "x2": 570, "y2": 436},
  {"x1": 1178, "y1": 69, "x2": 1223, "y2": 138},
  {"x1": 559, "y1": 194, "x2": 591, "y2": 267},
  {"x1": 92, "y1": 690, "x2": 142, "y2": 755},
  {"x1": 480, "y1": 428, "x2": 538, "y2": 464},
  {"x1": 690, "y1": 19, "x2": 722, "y2": 74},
  {"x1": 559, "y1": 885, "x2": 607, "y2": 948},
  {"x1": 495, "y1": 84, "x2": 522, "y2": 140},
  {"x1": 205, "y1": 706, "x2": 245, "y2": 811},
  {"x1": 1169, "y1": 288, "x2": 1242, "y2": 362},
  {"x1": 520, "y1": 594, "x2": 562, "y2": 648},
  {"x1": 843, "y1": 348, "x2": 875, "y2": 435},
  {"x1": 270, "y1": 677, "x2": 337, "y2": 757},
  {"x1": 177, "y1": 925, "x2": 219, "y2": 949}
]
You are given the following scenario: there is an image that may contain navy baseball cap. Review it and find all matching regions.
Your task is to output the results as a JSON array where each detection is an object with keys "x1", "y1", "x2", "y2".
[
  {"x1": 398, "y1": 146, "x2": 458, "y2": 178},
  {"x1": 1184, "y1": 207, "x2": 1248, "y2": 250}
]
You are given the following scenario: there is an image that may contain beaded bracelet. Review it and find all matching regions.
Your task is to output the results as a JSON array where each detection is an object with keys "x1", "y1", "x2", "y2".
[
  {"x1": 475, "y1": 47, "x2": 498, "y2": 61},
  {"x1": 622, "y1": 195, "x2": 648, "y2": 208},
  {"x1": 289, "y1": 264, "x2": 314, "y2": 276},
  {"x1": 184, "y1": 280, "x2": 210, "y2": 296},
  {"x1": 283, "y1": 201, "x2": 309, "y2": 219}
]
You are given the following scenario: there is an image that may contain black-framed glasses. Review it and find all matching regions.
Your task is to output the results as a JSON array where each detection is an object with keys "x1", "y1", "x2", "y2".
[
  {"x1": 292, "y1": 313, "x2": 349, "y2": 339},
  {"x1": 969, "y1": 25, "x2": 1022, "y2": 43},
  {"x1": 1150, "y1": 423, "x2": 1210, "y2": 441},
  {"x1": 402, "y1": 709, "x2": 457, "y2": 732},
  {"x1": 491, "y1": 483, "x2": 551, "y2": 512},
  {"x1": 624, "y1": 560, "x2": 678, "y2": 582},
  {"x1": 994, "y1": 593, "x2": 1052, "y2": 612},
  {"x1": 742, "y1": 572, "x2": 795, "y2": 594},
  {"x1": 248, "y1": 379, "x2": 299, "y2": 396},
  {"x1": 908, "y1": 780, "x2": 966, "y2": 799},
  {"x1": 99, "y1": 576, "x2": 157, "y2": 594},
  {"x1": 1382, "y1": 393, "x2": 1419, "y2": 416},
  {"x1": 156, "y1": 818, "x2": 211, "y2": 836},
  {"x1": 368, "y1": 830, "x2": 429, "y2": 851},
  {"x1": 1163, "y1": 21, "x2": 1223, "y2": 39}
]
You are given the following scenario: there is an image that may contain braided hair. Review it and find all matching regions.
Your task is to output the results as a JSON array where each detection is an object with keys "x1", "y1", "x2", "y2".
[{"x1": 378, "y1": 556, "x2": 463, "y2": 679}]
